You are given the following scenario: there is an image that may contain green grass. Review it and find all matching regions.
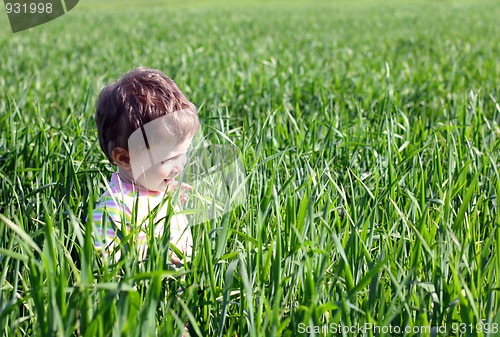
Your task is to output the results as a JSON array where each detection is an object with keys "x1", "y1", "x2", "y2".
[{"x1": 1, "y1": 0, "x2": 500, "y2": 336}]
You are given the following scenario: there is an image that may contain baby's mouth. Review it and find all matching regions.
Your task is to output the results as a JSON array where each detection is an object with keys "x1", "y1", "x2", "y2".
[{"x1": 164, "y1": 174, "x2": 178, "y2": 184}]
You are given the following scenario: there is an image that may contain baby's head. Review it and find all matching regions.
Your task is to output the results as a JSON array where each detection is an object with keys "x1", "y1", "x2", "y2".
[{"x1": 95, "y1": 67, "x2": 199, "y2": 192}]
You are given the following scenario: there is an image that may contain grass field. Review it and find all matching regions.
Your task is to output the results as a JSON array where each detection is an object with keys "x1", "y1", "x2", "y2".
[{"x1": 1, "y1": 0, "x2": 500, "y2": 336}]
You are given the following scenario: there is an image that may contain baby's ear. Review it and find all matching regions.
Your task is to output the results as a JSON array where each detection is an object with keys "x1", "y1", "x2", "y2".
[{"x1": 111, "y1": 147, "x2": 131, "y2": 170}]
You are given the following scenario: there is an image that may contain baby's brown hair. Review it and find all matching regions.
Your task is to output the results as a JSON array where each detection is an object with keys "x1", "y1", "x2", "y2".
[{"x1": 95, "y1": 67, "x2": 199, "y2": 163}]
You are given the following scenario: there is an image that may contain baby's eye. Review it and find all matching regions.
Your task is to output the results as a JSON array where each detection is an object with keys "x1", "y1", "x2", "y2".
[{"x1": 161, "y1": 158, "x2": 174, "y2": 164}]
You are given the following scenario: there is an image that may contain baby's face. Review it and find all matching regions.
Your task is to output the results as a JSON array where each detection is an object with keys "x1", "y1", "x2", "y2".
[{"x1": 133, "y1": 137, "x2": 192, "y2": 192}]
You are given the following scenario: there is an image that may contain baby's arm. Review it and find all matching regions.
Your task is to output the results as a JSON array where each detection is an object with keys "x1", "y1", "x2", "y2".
[{"x1": 90, "y1": 195, "x2": 134, "y2": 263}]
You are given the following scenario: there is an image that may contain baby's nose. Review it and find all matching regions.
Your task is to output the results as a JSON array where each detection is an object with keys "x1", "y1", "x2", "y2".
[
  {"x1": 171, "y1": 161, "x2": 183, "y2": 174},
  {"x1": 180, "y1": 154, "x2": 187, "y2": 166}
]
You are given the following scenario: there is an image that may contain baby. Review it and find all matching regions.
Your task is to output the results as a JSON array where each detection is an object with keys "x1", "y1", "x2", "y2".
[{"x1": 90, "y1": 67, "x2": 199, "y2": 264}]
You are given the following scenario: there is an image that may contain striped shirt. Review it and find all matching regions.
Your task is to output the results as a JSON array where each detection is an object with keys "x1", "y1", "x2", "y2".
[{"x1": 89, "y1": 172, "x2": 192, "y2": 261}]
